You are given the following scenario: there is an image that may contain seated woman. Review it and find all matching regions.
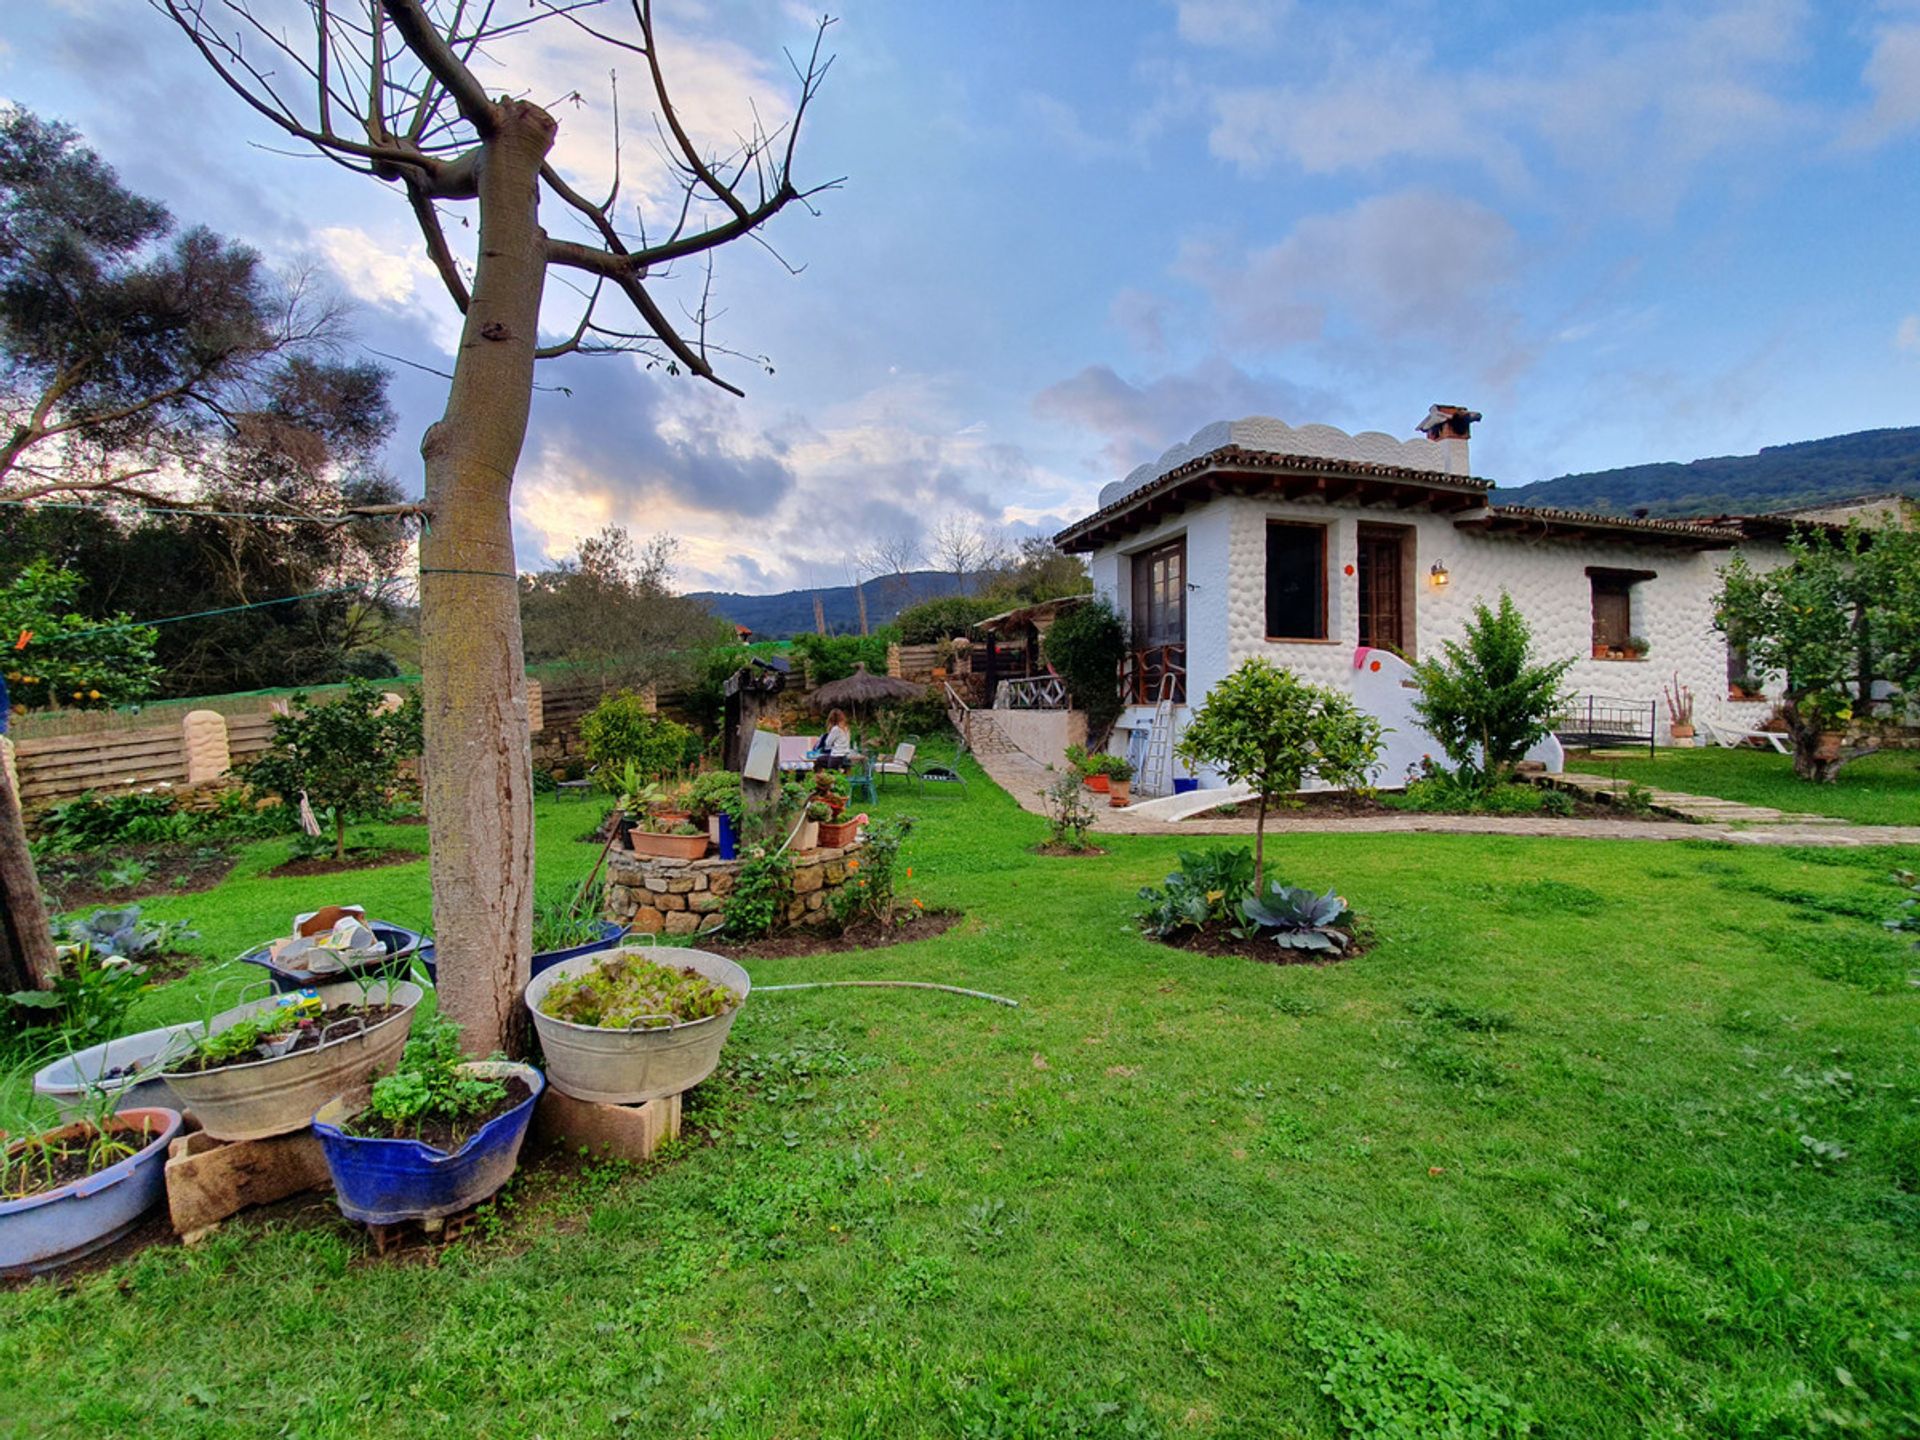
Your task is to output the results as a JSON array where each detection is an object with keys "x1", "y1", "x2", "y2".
[{"x1": 817, "y1": 708, "x2": 854, "y2": 769}]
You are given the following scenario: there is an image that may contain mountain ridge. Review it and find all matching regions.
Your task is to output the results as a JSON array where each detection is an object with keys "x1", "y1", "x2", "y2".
[
  {"x1": 688, "y1": 568, "x2": 972, "y2": 638},
  {"x1": 1495, "y1": 425, "x2": 1920, "y2": 519}
]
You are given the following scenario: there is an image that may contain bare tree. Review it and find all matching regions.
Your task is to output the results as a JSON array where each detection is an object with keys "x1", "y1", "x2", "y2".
[
  {"x1": 158, "y1": 0, "x2": 836, "y2": 1052},
  {"x1": 928, "y1": 513, "x2": 1008, "y2": 595},
  {"x1": 856, "y1": 529, "x2": 922, "y2": 614}
]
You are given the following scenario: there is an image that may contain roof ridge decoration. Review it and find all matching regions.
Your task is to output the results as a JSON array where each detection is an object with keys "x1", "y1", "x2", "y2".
[{"x1": 1098, "y1": 417, "x2": 1461, "y2": 507}]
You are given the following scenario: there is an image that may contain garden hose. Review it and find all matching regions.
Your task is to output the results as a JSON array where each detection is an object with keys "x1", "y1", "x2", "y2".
[{"x1": 755, "y1": 980, "x2": 1019, "y2": 1007}]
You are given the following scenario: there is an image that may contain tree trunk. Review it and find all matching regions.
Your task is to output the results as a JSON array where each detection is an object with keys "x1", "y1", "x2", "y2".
[
  {"x1": 1783, "y1": 697, "x2": 1871, "y2": 783},
  {"x1": 334, "y1": 808, "x2": 348, "y2": 862},
  {"x1": 418, "y1": 102, "x2": 557, "y2": 1056},
  {"x1": 1253, "y1": 792, "x2": 1268, "y2": 894},
  {"x1": 0, "y1": 748, "x2": 58, "y2": 994}
]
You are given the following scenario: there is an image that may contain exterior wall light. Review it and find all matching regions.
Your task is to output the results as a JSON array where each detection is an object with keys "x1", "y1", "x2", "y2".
[{"x1": 1429, "y1": 562, "x2": 1450, "y2": 588}]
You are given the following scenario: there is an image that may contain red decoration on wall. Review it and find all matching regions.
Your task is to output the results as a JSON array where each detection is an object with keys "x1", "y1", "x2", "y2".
[
  {"x1": 1369, "y1": 659, "x2": 1381, "y2": 672},
  {"x1": 1343, "y1": 564, "x2": 1355, "y2": 576}
]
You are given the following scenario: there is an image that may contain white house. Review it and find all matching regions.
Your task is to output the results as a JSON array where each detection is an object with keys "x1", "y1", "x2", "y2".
[{"x1": 1052, "y1": 408, "x2": 1799, "y2": 795}]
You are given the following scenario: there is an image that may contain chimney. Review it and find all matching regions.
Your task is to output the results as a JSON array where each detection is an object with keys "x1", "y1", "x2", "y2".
[{"x1": 1416, "y1": 404, "x2": 1480, "y2": 478}]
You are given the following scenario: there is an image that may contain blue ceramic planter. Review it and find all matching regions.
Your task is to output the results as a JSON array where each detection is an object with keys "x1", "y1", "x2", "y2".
[
  {"x1": 715, "y1": 813, "x2": 738, "y2": 860},
  {"x1": 312, "y1": 1062, "x2": 544, "y2": 1224},
  {"x1": 1173, "y1": 778, "x2": 1199, "y2": 795},
  {"x1": 1, "y1": 1107, "x2": 182, "y2": 1277}
]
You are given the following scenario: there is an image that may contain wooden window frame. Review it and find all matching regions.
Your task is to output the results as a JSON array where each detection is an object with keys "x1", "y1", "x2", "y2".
[{"x1": 1264, "y1": 520, "x2": 1329, "y2": 643}]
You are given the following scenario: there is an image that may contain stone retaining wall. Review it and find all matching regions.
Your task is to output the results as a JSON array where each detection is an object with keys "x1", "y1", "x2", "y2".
[{"x1": 604, "y1": 842, "x2": 864, "y2": 936}]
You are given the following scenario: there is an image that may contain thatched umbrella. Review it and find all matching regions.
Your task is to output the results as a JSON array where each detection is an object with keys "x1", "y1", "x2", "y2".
[{"x1": 808, "y1": 663, "x2": 928, "y2": 711}]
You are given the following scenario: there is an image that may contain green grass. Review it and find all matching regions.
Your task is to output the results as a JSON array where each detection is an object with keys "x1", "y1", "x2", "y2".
[
  {"x1": 3, "y1": 754, "x2": 1918, "y2": 1437},
  {"x1": 1565, "y1": 744, "x2": 1920, "y2": 826}
]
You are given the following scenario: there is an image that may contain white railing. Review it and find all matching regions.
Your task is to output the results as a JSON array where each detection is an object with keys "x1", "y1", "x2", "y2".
[{"x1": 993, "y1": 674, "x2": 1069, "y2": 710}]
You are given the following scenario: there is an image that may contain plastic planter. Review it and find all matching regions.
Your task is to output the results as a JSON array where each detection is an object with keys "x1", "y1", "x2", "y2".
[
  {"x1": 626, "y1": 830, "x2": 710, "y2": 861},
  {"x1": 32, "y1": 1023, "x2": 198, "y2": 1119},
  {"x1": 312, "y1": 1062, "x2": 544, "y2": 1224},
  {"x1": 1, "y1": 1107, "x2": 183, "y2": 1277},
  {"x1": 525, "y1": 945, "x2": 749, "y2": 1104},
  {"x1": 236, "y1": 920, "x2": 428, "y2": 993},
  {"x1": 159, "y1": 980, "x2": 424, "y2": 1142}
]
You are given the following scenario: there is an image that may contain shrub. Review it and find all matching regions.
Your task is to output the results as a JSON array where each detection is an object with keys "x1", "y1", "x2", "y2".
[
  {"x1": 1410, "y1": 593, "x2": 1572, "y2": 787},
  {"x1": 789, "y1": 630, "x2": 896, "y2": 685},
  {"x1": 827, "y1": 816, "x2": 915, "y2": 929},
  {"x1": 245, "y1": 680, "x2": 424, "y2": 859},
  {"x1": 1135, "y1": 847, "x2": 1255, "y2": 938},
  {"x1": 578, "y1": 690, "x2": 696, "y2": 780},
  {"x1": 1041, "y1": 769, "x2": 1099, "y2": 850},
  {"x1": 896, "y1": 594, "x2": 999, "y2": 644},
  {"x1": 726, "y1": 848, "x2": 792, "y2": 939},
  {"x1": 1041, "y1": 597, "x2": 1127, "y2": 741},
  {"x1": 1177, "y1": 660, "x2": 1385, "y2": 889}
]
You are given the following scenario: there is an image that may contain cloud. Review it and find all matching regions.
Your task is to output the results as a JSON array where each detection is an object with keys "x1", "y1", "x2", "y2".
[
  {"x1": 1847, "y1": 23, "x2": 1920, "y2": 146},
  {"x1": 1897, "y1": 314, "x2": 1920, "y2": 352},
  {"x1": 1202, "y1": 0, "x2": 1810, "y2": 214},
  {"x1": 1034, "y1": 354, "x2": 1340, "y2": 472},
  {"x1": 314, "y1": 227, "x2": 440, "y2": 309},
  {"x1": 1176, "y1": 190, "x2": 1521, "y2": 365},
  {"x1": 1019, "y1": 92, "x2": 1140, "y2": 163},
  {"x1": 1170, "y1": 0, "x2": 1285, "y2": 48}
]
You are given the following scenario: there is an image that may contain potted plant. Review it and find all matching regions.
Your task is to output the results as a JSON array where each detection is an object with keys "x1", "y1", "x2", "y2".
[
  {"x1": 1591, "y1": 641, "x2": 1609, "y2": 659},
  {"x1": 530, "y1": 880, "x2": 625, "y2": 978},
  {"x1": 1106, "y1": 756, "x2": 1135, "y2": 807},
  {"x1": 688, "y1": 770, "x2": 745, "y2": 859},
  {"x1": 2, "y1": 1093, "x2": 183, "y2": 1276},
  {"x1": 625, "y1": 813, "x2": 711, "y2": 861},
  {"x1": 312, "y1": 1012, "x2": 543, "y2": 1225},
  {"x1": 650, "y1": 779, "x2": 695, "y2": 827},
  {"x1": 1663, "y1": 672, "x2": 1695, "y2": 744},
  {"x1": 524, "y1": 944, "x2": 750, "y2": 1104},
  {"x1": 1625, "y1": 635, "x2": 1650, "y2": 660},
  {"x1": 159, "y1": 977, "x2": 424, "y2": 1141}
]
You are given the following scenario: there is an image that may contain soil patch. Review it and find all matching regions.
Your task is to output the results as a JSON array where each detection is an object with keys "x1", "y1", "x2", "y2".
[
  {"x1": 703, "y1": 908, "x2": 962, "y2": 960},
  {"x1": 1031, "y1": 843, "x2": 1110, "y2": 857},
  {"x1": 169, "y1": 1003, "x2": 405, "y2": 1074},
  {"x1": 2, "y1": 1116, "x2": 169, "y2": 1199},
  {"x1": 1152, "y1": 922, "x2": 1373, "y2": 966},
  {"x1": 347, "y1": 1076, "x2": 533, "y2": 1154},
  {"x1": 266, "y1": 848, "x2": 418, "y2": 879},
  {"x1": 34, "y1": 844, "x2": 239, "y2": 911}
]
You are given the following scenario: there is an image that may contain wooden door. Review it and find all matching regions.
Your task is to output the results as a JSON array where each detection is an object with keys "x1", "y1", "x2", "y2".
[{"x1": 1356, "y1": 528, "x2": 1405, "y2": 654}]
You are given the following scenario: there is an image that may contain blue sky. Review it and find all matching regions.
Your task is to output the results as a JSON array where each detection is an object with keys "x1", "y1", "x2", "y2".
[{"x1": 5, "y1": 0, "x2": 1918, "y2": 591}]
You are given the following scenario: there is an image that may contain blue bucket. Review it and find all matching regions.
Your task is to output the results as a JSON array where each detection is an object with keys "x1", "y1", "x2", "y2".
[
  {"x1": 1173, "y1": 778, "x2": 1199, "y2": 795},
  {"x1": 312, "y1": 1062, "x2": 544, "y2": 1224},
  {"x1": 412, "y1": 922, "x2": 625, "y2": 988},
  {"x1": 715, "y1": 813, "x2": 737, "y2": 861}
]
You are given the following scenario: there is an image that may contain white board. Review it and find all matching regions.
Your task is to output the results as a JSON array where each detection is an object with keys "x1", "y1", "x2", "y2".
[{"x1": 743, "y1": 728, "x2": 780, "y2": 783}]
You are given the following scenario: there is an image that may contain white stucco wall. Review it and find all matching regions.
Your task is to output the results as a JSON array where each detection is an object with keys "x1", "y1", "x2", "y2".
[{"x1": 1094, "y1": 493, "x2": 1787, "y2": 784}]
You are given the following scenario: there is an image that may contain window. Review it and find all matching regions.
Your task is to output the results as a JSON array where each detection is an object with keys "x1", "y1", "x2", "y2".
[
  {"x1": 1266, "y1": 522, "x2": 1327, "y2": 640},
  {"x1": 1587, "y1": 566, "x2": 1654, "y2": 656}
]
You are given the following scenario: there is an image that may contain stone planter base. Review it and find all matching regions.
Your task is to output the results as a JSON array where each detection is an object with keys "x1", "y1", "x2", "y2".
[{"x1": 606, "y1": 841, "x2": 865, "y2": 934}]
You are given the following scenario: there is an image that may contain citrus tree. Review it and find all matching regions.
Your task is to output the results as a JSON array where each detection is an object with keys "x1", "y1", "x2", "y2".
[
  {"x1": 1716, "y1": 518, "x2": 1920, "y2": 781},
  {"x1": 0, "y1": 560, "x2": 161, "y2": 710},
  {"x1": 1409, "y1": 592, "x2": 1573, "y2": 787},
  {"x1": 1176, "y1": 659, "x2": 1384, "y2": 890},
  {"x1": 246, "y1": 681, "x2": 424, "y2": 859}
]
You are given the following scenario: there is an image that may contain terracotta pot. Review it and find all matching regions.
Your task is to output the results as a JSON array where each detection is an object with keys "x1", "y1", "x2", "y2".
[
  {"x1": 626, "y1": 830, "x2": 710, "y2": 861},
  {"x1": 1084, "y1": 773, "x2": 1110, "y2": 794},
  {"x1": 650, "y1": 808, "x2": 693, "y2": 827},
  {"x1": 1592, "y1": 644, "x2": 1608, "y2": 659},
  {"x1": 1669, "y1": 723, "x2": 1694, "y2": 740},
  {"x1": 1813, "y1": 731, "x2": 1845, "y2": 762},
  {"x1": 817, "y1": 818, "x2": 862, "y2": 848},
  {"x1": 1108, "y1": 779, "x2": 1131, "y2": 807}
]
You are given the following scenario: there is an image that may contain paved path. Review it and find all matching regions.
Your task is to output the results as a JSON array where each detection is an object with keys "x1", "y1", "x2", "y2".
[
  {"x1": 974, "y1": 745, "x2": 1920, "y2": 848},
  {"x1": 1538, "y1": 768, "x2": 1852, "y2": 826}
]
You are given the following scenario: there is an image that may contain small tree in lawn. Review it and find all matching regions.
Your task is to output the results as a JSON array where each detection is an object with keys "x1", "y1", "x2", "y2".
[
  {"x1": 247, "y1": 680, "x2": 424, "y2": 859},
  {"x1": 1176, "y1": 659, "x2": 1384, "y2": 891},
  {"x1": 1410, "y1": 592, "x2": 1573, "y2": 787},
  {"x1": 1715, "y1": 520, "x2": 1920, "y2": 782}
]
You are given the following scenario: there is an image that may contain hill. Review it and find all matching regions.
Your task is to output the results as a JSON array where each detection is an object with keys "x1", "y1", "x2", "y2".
[
  {"x1": 688, "y1": 569, "x2": 972, "y2": 637},
  {"x1": 1496, "y1": 426, "x2": 1920, "y2": 518}
]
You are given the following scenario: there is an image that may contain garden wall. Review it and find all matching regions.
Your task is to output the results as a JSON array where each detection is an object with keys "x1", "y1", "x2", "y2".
[{"x1": 605, "y1": 841, "x2": 863, "y2": 935}]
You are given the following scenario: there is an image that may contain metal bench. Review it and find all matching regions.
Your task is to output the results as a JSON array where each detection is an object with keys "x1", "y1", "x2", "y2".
[{"x1": 1553, "y1": 695, "x2": 1657, "y2": 758}]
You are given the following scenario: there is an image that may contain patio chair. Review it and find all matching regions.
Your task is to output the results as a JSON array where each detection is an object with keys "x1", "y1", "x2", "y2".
[
  {"x1": 874, "y1": 741, "x2": 918, "y2": 790},
  {"x1": 845, "y1": 753, "x2": 878, "y2": 804},
  {"x1": 555, "y1": 764, "x2": 598, "y2": 801}
]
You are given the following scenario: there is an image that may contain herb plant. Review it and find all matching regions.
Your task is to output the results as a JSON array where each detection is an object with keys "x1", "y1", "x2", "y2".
[
  {"x1": 354, "y1": 1012, "x2": 507, "y2": 1144},
  {"x1": 537, "y1": 951, "x2": 738, "y2": 1029}
]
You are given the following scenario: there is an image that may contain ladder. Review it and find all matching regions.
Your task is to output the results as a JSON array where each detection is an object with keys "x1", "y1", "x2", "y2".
[{"x1": 1139, "y1": 675, "x2": 1179, "y2": 797}]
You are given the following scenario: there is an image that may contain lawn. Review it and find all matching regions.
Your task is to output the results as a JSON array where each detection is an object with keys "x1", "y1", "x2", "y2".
[
  {"x1": 3, "y1": 755, "x2": 1917, "y2": 1437},
  {"x1": 1564, "y1": 743, "x2": 1920, "y2": 826}
]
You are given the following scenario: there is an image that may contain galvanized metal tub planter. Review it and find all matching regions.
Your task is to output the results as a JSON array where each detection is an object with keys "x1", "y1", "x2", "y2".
[
  {"x1": 1, "y1": 1107, "x2": 183, "y2": 1277},
  {"x1": 32, "y1": 1022, "x2": 199, "y2": 1118},
  {"x1": 524, "y1": 945, "x2": 749, "y2": 1105},
  {"x1": 159, "y1": 980, "x2": 424, "y2": 1142},
  {"x1": 312, "y1": 1061, "x2": 545, "y2": 1224},
  {"x1": 237, "y1": 920, "x2": 429, "y2": 993}
]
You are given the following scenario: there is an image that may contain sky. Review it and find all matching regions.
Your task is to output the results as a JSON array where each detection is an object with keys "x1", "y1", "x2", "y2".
[{"x1": 5, "y1": 0, "x2": 1919, "y2": 593}]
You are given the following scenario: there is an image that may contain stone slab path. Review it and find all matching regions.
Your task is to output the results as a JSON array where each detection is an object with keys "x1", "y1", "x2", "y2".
[
  {"x1": 973, "y1": 746, "x2": 1920, "y2": 849},
  {"x1": 1537, "y1": 769, "x2": 1853, "y2": 826}
]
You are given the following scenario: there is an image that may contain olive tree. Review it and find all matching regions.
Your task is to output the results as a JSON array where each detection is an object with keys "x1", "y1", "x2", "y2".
[
  {"x1": 1715, "y1": 519, "x2": 1920, "y2": 782},
  {"x1": 1176, "y1": 659, "x2": 1384, "y2": 891},
  {"x1": 158, "y1": 0, "x2": 834, "y2": 1052}
]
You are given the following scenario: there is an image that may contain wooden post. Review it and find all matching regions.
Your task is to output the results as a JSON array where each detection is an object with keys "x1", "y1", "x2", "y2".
[{"x1": 0, "y1": 739, "x2": 56, "y2": 994}]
